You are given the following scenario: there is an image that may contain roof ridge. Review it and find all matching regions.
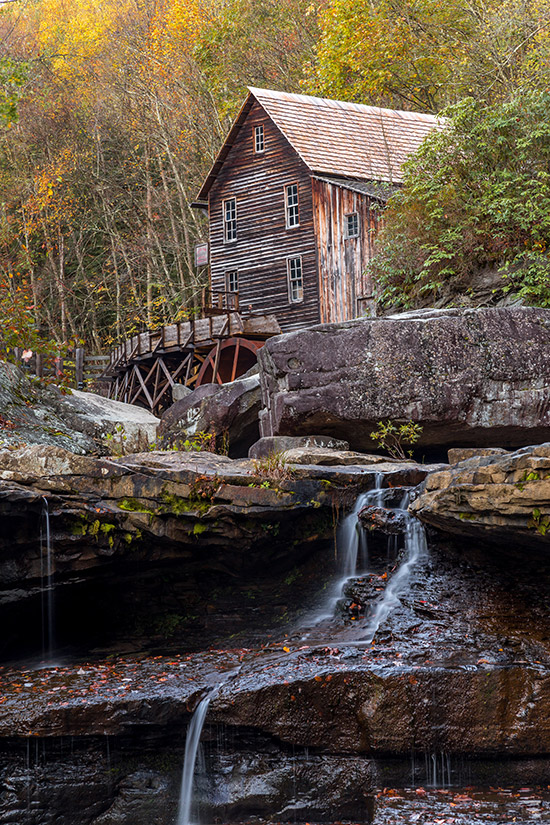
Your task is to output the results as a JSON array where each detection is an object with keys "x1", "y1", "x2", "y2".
[{"x1": 247, "y1": 86, "x2": 440, "y2": 123}]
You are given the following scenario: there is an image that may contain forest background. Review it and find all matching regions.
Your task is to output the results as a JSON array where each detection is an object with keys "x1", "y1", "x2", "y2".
[{"x1": 0, "y1": 0, "x2": 549, "y2": 354}]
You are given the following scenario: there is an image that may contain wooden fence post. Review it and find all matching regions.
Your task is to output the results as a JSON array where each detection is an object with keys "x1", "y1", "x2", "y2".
[
  {"x1": 54, "y1": 354, "x2": 63, "y2": 379},
  {"x1": 75, "y1": 347, "x2": 84, "y2": 389}
]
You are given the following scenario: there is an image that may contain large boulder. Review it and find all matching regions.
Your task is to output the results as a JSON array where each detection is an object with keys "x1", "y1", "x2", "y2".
[
  {"x1": 258, "y1": 307, "x2": 550, "y2": 451},
  {"x1": 0, "y1": 361, "x2": 159, "y2": 455},
  {"x1": 158, "y1": 373, "x2": 261, "y2": 457},
  {"x1": 58, "y1": 389, "x2": 159, "y2": 453}
]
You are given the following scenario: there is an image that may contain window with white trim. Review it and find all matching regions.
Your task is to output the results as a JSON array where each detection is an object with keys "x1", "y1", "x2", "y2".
[
  {"x1": 226, "y1": 270, "x2": 238, "y2": 293},
  {"x1": 285, "y1": 183, "x2": 299, "y2": 228},
  {"x1": 287, "y1": 256, "x2": 303, "y2": 303},
  {"x1": 223, "y1": 198, "x2": 237, "y2": 242},
  {"x1": 254, "y1": 125, "x2": 265, "y2": 153},
  {"x1": 345, "y1": 212, "x2": 359, "y2": 238}
]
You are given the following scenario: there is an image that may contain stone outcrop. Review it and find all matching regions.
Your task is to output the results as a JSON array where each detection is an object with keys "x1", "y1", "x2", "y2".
[
  {"x1": 0, "y1": 361, "x2": 159, "y2": 454},
  {"x1": 410, "y1": 442, "x2": 550, "y2": 547},
  {"x1": 258, "y1": 307, "x2": 550, "y2": 451},
  {"x1": 158, "y1": 373, "x2": 261, "y2": 457},
  {"x1": 249, "y1": 435, "x2": 349, "y2": 458},
  {"x1": 0, "y1": 444, "x2": 439, "y2": 598},
  {"x1": 59, "y1": 389, "x2": 159, "y2": 453}
]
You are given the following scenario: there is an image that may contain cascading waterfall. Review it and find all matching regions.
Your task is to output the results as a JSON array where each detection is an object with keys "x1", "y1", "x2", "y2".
[
  {"x1": 177, "y1": 692, "x2": 214, "y2": 825},
  {"x1": 359, "y1": 486, "x2": 427, "y2": 644},
  {"x1": 177, "y1": 668, "x2": 241, "y2": 825},
  {"x1": 303, "y1": 475, "x2": 427, "y2": 647},
  {"x1": 40, "y1": 497, "x2": 55, "y2": 662},
  {"x1": 307, "y1": 473, "x2": 384, "y2": 626}
]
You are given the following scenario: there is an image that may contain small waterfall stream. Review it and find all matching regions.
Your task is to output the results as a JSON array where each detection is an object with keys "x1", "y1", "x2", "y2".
[
  {"x1": 306, "y1": 473, "x2": 384, "y2": 627},
  {"x1": 302, "y1": 475, "x2": 427, "y2": 646},
  {"x1": 177, "y1": 692, "x2": 215, "y2": 825},
  {"x1": 360, "y1": 486, "x2": 427, "y2": 645},
  {"x1": 176, "y1": 667, "x2": 240, "y2": 825},
  {"x1": 40, "y1": 498, "x2": 55, "y2": 662}
]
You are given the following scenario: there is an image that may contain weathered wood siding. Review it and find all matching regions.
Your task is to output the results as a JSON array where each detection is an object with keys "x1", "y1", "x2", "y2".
[
  {"x1": 209, "y1": 101, "x2": 320, "y2": 332},
  {"x1": 312, "y1": 178, "x2": 382, "y2": 324}
]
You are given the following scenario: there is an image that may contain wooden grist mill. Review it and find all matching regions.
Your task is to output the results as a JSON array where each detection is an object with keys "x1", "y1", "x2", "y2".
[
  {"x1": 102, "y1": 296, "x2": 280, "y2": 415},
  {"x1": 103, "y1": 88, "x2": 440, "y2": 415}
]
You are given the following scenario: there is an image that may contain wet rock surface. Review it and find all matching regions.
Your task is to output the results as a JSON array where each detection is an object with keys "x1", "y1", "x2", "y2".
[
  {"x1": 258, "y1": 306, "x2": 550, "y2": 451},
  {"x1": 411, "y1": 441, "x2": 550, "y2": 547},
  {"x1": 3, "y1": 454, "x2": 550, "y2": 823}
]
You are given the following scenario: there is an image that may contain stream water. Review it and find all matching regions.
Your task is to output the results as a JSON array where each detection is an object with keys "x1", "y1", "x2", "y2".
[
  {"x1": 301, "y1": 477, "x2": 427, "y2": 650},
  {"x1": 177, "y1": 692, "x2": 215, "y2": 825},
  {"x1": 360, "y1": 486, "x2": 427, "y2": 645},
  {"x1": 176, "y1": 480, "x2": 430, "y2": 824},
  {"x1": 40, "y1": 497, "x2": 55, "y2": 663}
]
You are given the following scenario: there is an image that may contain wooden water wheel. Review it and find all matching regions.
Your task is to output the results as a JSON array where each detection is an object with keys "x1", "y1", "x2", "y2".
[{"x1": 195, "y1": 337, "x2": 264, "y2": 386}]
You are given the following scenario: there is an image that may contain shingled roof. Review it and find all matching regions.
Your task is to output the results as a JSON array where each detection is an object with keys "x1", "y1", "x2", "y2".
[{"x1": 197, "y1": 87, "x2": 442, "y2": 201}]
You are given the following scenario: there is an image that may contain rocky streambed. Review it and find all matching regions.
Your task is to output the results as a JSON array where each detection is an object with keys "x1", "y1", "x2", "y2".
[{"x1": 1, "y1": 442, "x2": 550, "y2": 823}]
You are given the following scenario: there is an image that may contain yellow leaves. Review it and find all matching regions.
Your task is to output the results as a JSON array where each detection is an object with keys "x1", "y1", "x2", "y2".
[
  {"x1": 23, "y1": 148, "x2": 79, "y2": 233},
  {"x1": 148, "y1": 0, "x2": 220, "y2": 75},
  {"x1": 36, "y1": 0, "x2": 134, "y2": 77}
]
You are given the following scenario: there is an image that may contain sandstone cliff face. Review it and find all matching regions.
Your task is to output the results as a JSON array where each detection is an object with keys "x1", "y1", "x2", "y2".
[
  {"x1": 410, "y1": 442, "x2": 550, "y2": 547},
  {"x1": 258, "y1": 307, "x2": 550, "y2": 451}
]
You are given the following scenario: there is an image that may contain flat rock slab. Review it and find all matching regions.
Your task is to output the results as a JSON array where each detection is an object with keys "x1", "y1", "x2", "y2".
[
  {"x1": 258, "y1": 307, "x2": 550, "y2": 451},
  {"x1": 281, "y1": 447, "x2": 393, "y2": 465},
  {"x1": 249, "y1": 435, "x2": 350, "y2": 458}
]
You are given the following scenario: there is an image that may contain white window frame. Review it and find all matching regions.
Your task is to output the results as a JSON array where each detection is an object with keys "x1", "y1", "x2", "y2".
[
  {"x1": 285, "y1": 183, "x2": 300, "y2": 228},
  {"x1": 254, "y1": 125, "x2": 265, "y2": 154},
  {"x1": 223, "y1": 197, "x2": 237, "y2": 243},
  {"x1": 226, "y1": 270, "x2": 238, "y2": 293},
  {"x1": 345, "y1": 212, "x2": 360, "y2": 238},
  {"x1": 287, "y1": 256, "x2": 304, "y2": 303}
]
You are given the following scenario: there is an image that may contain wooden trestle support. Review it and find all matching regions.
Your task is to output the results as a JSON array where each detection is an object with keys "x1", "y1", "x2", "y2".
[{"x1": 103, "y1": 311, "x2": 279, "y2": 416}]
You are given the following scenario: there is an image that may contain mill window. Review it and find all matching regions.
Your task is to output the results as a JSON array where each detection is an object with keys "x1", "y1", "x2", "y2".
[
  {"x1": 287, "y1": 256, "x2": 303, "y2": 303},
  {"x1": 285, "y1": 183, "x2": 299, "y2": 228},
  {"x1": 223, "y1": 198, "x2": 237, "y2": 242},
  {"x1": 254, "y1": 125, "x2": 265, "y2": 153},
  {"x1": 226, "y1": 270, "x2": 238, "y2": 293},
  {"x1": 346, "y1": 212, "x2": 359, "y2": 238}
]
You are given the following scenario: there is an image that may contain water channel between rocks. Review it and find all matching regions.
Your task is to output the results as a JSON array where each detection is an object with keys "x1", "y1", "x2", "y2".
[{"x1": 2, "y1": 469, "x2": 550, "y2": 824}]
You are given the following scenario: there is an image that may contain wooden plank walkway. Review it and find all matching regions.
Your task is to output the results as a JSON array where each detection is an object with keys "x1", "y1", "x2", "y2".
[{"x1": 104, "y1": 312, "x2": 280, "y2": 415}]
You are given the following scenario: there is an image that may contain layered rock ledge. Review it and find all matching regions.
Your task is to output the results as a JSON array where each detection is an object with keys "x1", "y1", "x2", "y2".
[
  {"x1": 411, "y1": 442, "x2": 550, "y2": 547},
  {"x1": 0, "y1": 446, "x2": 440, "y2": 602}
]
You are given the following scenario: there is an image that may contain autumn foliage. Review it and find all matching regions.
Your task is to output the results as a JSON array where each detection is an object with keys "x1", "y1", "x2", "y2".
[{"x1": 0, "y1": 0, "x2": 548, "y2": 351}]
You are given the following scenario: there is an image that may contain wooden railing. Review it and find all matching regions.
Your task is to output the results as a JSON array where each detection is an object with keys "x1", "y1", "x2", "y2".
[
  {"x1": 8, "y1": 346, "x2": 110, "y2": 390},
  {"x1": 201, "y1": 288, "x2": 239, "y2": 314}
]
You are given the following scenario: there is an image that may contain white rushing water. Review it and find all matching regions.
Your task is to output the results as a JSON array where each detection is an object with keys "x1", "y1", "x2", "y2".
[
  {"x1": 305, "y1": 473, "x2": 384, "y2": 627},
  {"x1": 176, "y1": 693, "x2": 214, "y2": 825},
  {"x1": 40, "y1": 497, "x2": 55, "y2": 662},
  {"x1": 359, "y1": 487, "x2": 427, "y2": 644},
  {"x1": 301, "y1": 476, "x2": 427, "y2": 646}
]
